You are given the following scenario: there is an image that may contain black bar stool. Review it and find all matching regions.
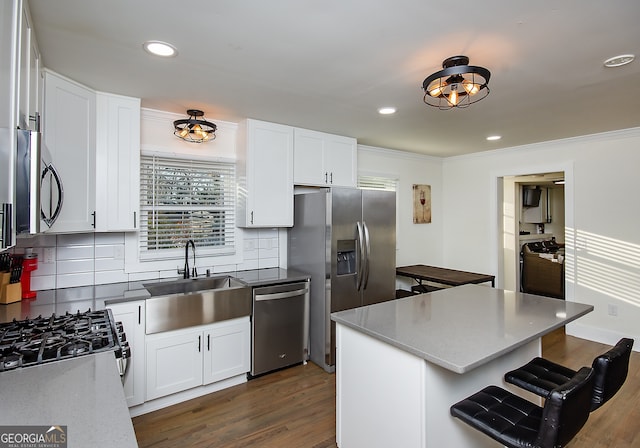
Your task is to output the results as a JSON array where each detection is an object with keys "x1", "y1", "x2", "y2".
[
  {"x1": 450, "y1": 367, "x2": 594, "y2": 448},
  {"x1": 504, "y1": 338, "x2": 633, "y2": 411}
]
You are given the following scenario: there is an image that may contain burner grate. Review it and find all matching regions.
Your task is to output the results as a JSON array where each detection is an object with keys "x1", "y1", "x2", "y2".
[{"x1": 0, "y1": 309, "x2": 127, "y2": 372}]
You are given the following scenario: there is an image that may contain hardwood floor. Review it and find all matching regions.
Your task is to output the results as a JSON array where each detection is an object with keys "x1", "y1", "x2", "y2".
[{"x1": 133, "y1": 329, "x2": 639, "y2": 447}]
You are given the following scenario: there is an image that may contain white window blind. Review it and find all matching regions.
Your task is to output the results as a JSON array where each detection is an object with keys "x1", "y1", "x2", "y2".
[
  {"x1": 139, "y1": 154, "x2": 236, "y2": 258},
  {"x1": 358, "y1": 175, "x2": 397, "y2": 191}
]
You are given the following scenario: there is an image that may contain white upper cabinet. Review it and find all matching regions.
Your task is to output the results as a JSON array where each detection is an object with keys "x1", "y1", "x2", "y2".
[
  {"x1": 43, "y1": 70, "x2": 96, "y2": 233},
  {"x1": 95, "y1": 92, "x2": 140, "y2": 232},
  {"x1": 293, "y1": 128, "x2": 357, "y2": 187},
  {"x1": 237, "y1": 119, "x2": 294, "y2": 227},
  {"x1": 42, "y1": 71, "x2": 141, "y2": 234}
]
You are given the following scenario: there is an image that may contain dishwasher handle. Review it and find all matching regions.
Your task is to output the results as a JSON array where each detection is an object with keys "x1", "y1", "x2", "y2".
[{"x1": 255, "y1": 287, "x2": 308, "y2": 301}]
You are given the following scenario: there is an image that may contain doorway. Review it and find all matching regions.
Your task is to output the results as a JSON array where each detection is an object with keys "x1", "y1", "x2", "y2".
[{"x1": 500, "y1": 172, "x2": 566, "y2": 293}]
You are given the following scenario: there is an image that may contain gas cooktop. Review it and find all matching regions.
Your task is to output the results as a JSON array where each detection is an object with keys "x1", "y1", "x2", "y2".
[{"x1": 0, "y1": 309, "x2": 129, "y2": 373}]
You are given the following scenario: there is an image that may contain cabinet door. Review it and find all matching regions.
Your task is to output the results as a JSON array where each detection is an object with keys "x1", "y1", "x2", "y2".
[
  {"x1": 203, "y1": 317, "x2": 250, "y2": 385},
  {"x1": 324, "y1": 135, "x2": 357, "y2": 187},
  {"x1": 109, "y1": 301, "x2": 145, "y2": 407},
  {"x1": 240, "y1": 119, "x2": 294, "y2": 227},
  {"x1": 43, "y1": 71, "x2": 96, "y2": 232},
  {"x1": 293, "y1": 128, "x2": 326, "y2": 185},
  {"x1": 293, "y1": 128, "x2": 357, "y2": 187},
  {"x1": 95, "y1": 92, "x2": 140, "y2": 231},
  {"x1": 146, "y1": 328, "x2": 203, "y2": 401}
]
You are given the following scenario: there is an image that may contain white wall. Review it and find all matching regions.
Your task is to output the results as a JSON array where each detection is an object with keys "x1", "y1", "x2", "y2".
[{"x1": 441, "y1": 127, "x2": 640, "y2": 347}]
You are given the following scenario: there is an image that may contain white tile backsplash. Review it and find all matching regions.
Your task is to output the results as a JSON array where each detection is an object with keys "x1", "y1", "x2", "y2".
[
  {"x1": 57, "y1": 245, "x2": 95, "y2": 260},
  {"x1": 16, "y1": 229, "x2": 283, "y2": 290},
  {"x1": 57, "y1": 259, "x2": 94, "y2": 274},
  {"x1": 56, "y1": 272, "x2": 95, "y2": 289}
]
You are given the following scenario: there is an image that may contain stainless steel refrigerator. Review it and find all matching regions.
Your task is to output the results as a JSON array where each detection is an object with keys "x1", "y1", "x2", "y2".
[{"x1": 288, "y1": 187, "x2": 396, "y2": 372}]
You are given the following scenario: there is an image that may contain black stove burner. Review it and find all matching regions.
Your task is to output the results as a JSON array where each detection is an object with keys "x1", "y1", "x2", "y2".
[{"x1": 0, "y1": 309, "x2": 129, "y2": 372}]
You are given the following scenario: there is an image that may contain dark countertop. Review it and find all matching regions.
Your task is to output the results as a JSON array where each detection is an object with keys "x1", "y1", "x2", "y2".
[
  {"x1": 0, "y1": 268, "x2": 310, "y2": 323},
  {"x1": 0, "y1": 351, "x2": 138, "y2": 448}
]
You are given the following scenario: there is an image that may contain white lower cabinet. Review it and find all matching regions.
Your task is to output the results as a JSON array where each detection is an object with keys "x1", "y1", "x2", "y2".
[
  {"x1": 108, "y1": 300, "x2": 146, "y2": 407},
  {"x1": 145, "y1": 317, "x2": 250, "y2": 401}
]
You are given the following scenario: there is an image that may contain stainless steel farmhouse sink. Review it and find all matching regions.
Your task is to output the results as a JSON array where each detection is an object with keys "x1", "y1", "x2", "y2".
[{"x1": 143, "y1": 276, "x2": 251, "y2": 334}]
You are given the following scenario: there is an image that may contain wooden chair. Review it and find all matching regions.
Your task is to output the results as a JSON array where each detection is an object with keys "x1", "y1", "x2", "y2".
[{"x1": 450, "y1": 367, "x2": 594, "y2": 448}]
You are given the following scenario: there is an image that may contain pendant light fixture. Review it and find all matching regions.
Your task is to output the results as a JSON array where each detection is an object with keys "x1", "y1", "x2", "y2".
[
  {"x1": 422, "y1": 56, "x2": 491, "y2": 110},
  {"x1": 173, "y1": 109, "x2": 217, "y2": 143}
]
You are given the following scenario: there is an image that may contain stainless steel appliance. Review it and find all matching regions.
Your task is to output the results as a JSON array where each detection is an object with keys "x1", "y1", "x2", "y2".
[
  {"x1": 15, "y1": 127, "x2": 41, "y2": 234},
  {"x1": 251, "y1": 280, "x2": 310, "y2": 376},
  {"x1": 4, "y1": 113, "x2": 63, "y2": 244},
  {"x1": 0, "y1": 127, "x2": 15, "y2": 249},
  {"x1": 288, "y1": 187, "x2": 396, "y2": 372},
  {"x1": 0, "y1": 309, "x2": 131, "y2": 380}
]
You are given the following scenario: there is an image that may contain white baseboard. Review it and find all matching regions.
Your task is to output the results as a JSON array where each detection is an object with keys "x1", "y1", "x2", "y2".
[
  {"x1": 566, "y1": 321, "x2": 639, "y2": 352},
  {"x1": 128, "y1": 373, "x2": 247, "y2": 417}
]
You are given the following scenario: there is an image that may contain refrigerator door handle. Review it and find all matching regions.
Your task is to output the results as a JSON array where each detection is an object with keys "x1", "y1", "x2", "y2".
[
  {"x1": 362, "y1": 221, "x2": 371, "y2": 289},
  {"x1": 356, "y1": 221, "x2": 364, "y2": 291}
]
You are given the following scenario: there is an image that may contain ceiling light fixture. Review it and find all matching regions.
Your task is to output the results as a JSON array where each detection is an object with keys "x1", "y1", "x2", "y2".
[
  {"x1": 143, "y1": 40, "x2": 177, "y2": 57},
  {"x1": 173, "y1": 109, "x2": 217, "y2": 143},
  {"x1": 422, "y1": 56, "x2": 491, "y2": 110},
  {"x1": 603, "y1": 54, "x2": 635, "y2": 68},
  {"x1": 486, "y1": 135, "x2": 501, "y2": 141},
  {"x1": 378, "y1": 107, "x2": 397, "y2": 115}
]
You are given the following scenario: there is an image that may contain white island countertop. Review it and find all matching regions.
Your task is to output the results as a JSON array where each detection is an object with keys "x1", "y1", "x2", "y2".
[{"x1": 331, "y1": 284, "x2": 593, "y2": 374}]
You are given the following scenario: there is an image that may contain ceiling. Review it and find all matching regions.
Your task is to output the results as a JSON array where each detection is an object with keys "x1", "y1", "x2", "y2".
[{"x1": 27, "y1": 0, "x2": 640, "y2": 157}]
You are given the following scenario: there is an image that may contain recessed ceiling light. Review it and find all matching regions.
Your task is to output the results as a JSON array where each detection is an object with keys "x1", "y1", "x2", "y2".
[
  {"x1": 603, "y1": 54, "x2": 634, "y2": 68},
  {"x1": 378, "y1": 107, "x2": 397, "y2": 115},
  {"x1": 486, "y1": 135, "x2": 501, "y2": 141},
  {"x1": 143, "y1": 41, "x2": 177, "y2": 57}
]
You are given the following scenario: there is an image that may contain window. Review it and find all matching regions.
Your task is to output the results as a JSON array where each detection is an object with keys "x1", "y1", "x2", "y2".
[
  {"x1": 139, "y1": 154, "x2": 236, "y2": 260},
  {"x1": 358, "y1": 175, "x2": 397, "y2": 192}
]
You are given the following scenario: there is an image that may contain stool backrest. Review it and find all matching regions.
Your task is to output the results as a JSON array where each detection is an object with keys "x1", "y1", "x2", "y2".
[
  {"x1": 590, "y1": 338, "x2": 634, "y2": 411},
  {"x1": 535, "y1": 367, "x2": 594, "y2": 448}
]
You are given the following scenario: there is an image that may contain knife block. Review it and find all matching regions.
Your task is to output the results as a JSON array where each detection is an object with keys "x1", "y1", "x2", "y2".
[{"x1": 0, "y1": 272, "x2": 22, "y2": 304}]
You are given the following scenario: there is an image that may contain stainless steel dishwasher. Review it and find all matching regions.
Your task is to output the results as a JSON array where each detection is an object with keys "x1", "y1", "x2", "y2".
[{"x1": 251, "y1": 280, "x2": 310, "y2": 376}]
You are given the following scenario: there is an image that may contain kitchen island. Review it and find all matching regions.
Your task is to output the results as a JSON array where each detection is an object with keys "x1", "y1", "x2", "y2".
[{"x1": 331, "y1": 284, "x2": 593, "y2": 448}]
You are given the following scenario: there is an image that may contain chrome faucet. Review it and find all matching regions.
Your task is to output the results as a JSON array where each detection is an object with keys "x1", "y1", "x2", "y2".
[{"x1": 182, "y1": 239, "x2": 197, "y2": 279}]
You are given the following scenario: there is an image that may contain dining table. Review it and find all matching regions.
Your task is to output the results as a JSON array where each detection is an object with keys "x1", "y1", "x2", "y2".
[{"x1": 396, "y1": 264, "x2": 496, "y2": 289}]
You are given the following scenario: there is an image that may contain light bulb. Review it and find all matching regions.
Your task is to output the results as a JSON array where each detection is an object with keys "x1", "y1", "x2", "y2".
[
  {"x1": 463, "y1": 80, "x2": 480, "y2": 95},
  {"x1": 449, "y1": 88, "x2": 458, "y2": 106},
  {"x1": 178, "y1": 127, "x2": 189, "y2": 138},
  {"x1": 428, "y1": 79, "x2": 446, "y2": 97}
]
